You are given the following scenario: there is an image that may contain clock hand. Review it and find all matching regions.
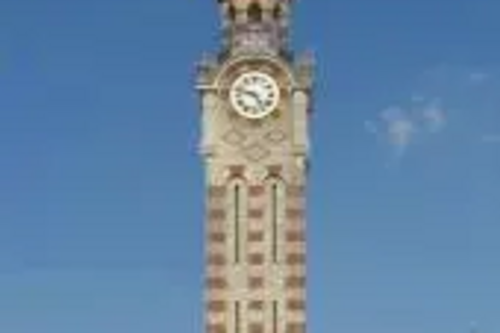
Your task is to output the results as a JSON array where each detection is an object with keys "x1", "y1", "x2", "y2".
[
  {"x1": 247, "y1": 91, "x2": 267, "y2": 113},
  {"x1": 237, "y1": 87, "x2": 258, "y2": 99},
  {"x1": 250, "y1": 89, "x2": 268, "y2": 110},
  {"x1": 247, "y1": 88, "x2": 270, "y2": 112},
  {"x1": 236, "y1": 88, "x2": 261, "y2": 108},
  {"x1": 236, "y1": 87, "x2": 258, "y2": 100},
  {"x1": 254, "y1": 95, "x2": 265, "y2": 112}
]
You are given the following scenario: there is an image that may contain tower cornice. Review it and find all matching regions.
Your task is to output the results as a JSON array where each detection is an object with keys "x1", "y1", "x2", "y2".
[{"x1": 196, "y1": 53, "x2": 314, "y2": 94}]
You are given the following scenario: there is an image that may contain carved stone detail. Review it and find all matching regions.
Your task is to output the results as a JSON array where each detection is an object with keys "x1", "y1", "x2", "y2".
[
  {"x1": 244, "y1": 142, "x2": 271, "y2": 162},
  {"x1": 222, "y1": 128, "x2": 247, "y2": 147},
  {"x1": 265, "y1": 129, "x2": 287, "y2": 144}
]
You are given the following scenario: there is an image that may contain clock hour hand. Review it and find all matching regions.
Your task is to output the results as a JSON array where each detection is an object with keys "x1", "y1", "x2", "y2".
[
  {"x1": 236, "y1": 87, "x2": 262, "y2": 107},
  {"x1": 237, "y1": 87, "x2": 258, "y2": 98},
  {"x1": 246, "y1": 89, "x2": 267, "y2": 111},
  {"x1": 254, "y1": 95, "x2": 266, "y2": 112},
  {"x1": 248, "y1": 91, "x2": 267, "y2": 113}
]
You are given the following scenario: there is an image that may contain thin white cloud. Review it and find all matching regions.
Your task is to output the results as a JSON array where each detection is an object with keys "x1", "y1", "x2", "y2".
[
  {"x1": 469, "y1": 72, "x2": 490, "y2": 85},
  {"x1": 364, "y1": 120, "x2": 378, "y2": 135},
  {"x1": 367, "y1": 66, "x2": 500, "y2": 163},
  {"x1": 381, "y1": 107, "x2": 417, "y2": 156},
  {"x1": 421, "y1": 101, "x2": 446, "y2": 133},
  {"x1": 367, "y1": 99, "x2": 447, "y2": 160}
]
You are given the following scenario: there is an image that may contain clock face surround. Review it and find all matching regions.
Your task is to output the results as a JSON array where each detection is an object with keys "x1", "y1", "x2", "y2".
[{"x1": 229, "y1": 71, "x2": 280, "y2": 119}]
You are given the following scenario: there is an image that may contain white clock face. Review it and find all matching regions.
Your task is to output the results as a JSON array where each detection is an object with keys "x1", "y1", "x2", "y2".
[{"x1": 229, "y1": 71, "x2": 280, "y2": 119}]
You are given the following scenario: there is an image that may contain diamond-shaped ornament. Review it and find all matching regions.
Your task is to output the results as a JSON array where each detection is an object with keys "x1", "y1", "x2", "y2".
[
  {"x1": 265, "y1": 129, "x2": 287, "y2": 144},
  {"x1": 244, "y1": 143, "x2": 270, "y2": 162},
  {"x1": 222, "y1": 129, "x2": 246, "y2": 146}
]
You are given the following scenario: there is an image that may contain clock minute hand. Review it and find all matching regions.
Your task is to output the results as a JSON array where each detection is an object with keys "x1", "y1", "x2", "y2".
[
  {"x1": 236, "y1": 87, "x2": 257, "y2": 98},
  {"x1": 237, "y1": 88, "x2": 262, "y2": 108},
  {"x1": 247, "y1": 90, "x2": 267, "y2": 113},
  {"x1": 249, "y1": 90, "x2": 268, "y2": 111},
  {"x1": 254, "y1": 95, "x2": 266, "y2": 112}
]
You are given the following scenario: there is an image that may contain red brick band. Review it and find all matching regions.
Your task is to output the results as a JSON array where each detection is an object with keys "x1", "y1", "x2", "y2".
[
  {"x1": 229, "y1": 165, "x2": 245, "y2": 177},
  {"x1": 207, "y1": 323, "x2": 226, "y2": 333},
  {"x1": 209, "y1": 208, "x2": 226, "y2": 220},
  {"x1": 286, "y1": 230, "x2": 305, "y2": 242},
  {"x1": 208, "y1": 231, "x2": 226, "y2": 243},
  {"x1": 206, "y1": 277, "x2": 227, "y2": 289},
  {"x1": 207, "y1": 300, "x2": 226, "y2": 312},
  {"x1": 286, "y1": 253, "x2": 306, "y2": 265},
  {"x1": 287, "y1": 299, "x2": 305, "y2": 311},
  {"x1": 249, "y1": 185, "x2": 265, "y2": 197},
  {"x1": 248, "y1": 253, "x2": 265, "y2": 265},
  {"x1": 248, "y1": 276, "x2": 265, "y2": 289},
  {"x1": 248, "y1": 231, "x2": 264, "y2": 242},
  {"x1": 286, "y1": 208, "x2": 304, "y2": 220},
  {"x1": 207, "y1": 253, "x2": 226, "y2": 266},
  {"x1": 267, "y1": 165, "x2": 283, "y2": 176},
  {"x1": 286, "y1": 322, "x2": 306, "y2": 333},
  {"x1": 249, "y1": 208, "x2": 264, "y2": 219},
  {"x1": 285, "y1": 276, "x2": 306, "y2": 288},
  {"x1": 208, "y1": 186, "x2": 226, "y2": 197},
  {"x1": 249, "y1": 323, "x2": 264, "y2": 333},
  {"x1": 286, "y1": 185, "x2": 305, "y2": 197},
  {"x1": 248, "y1": 300, "x2": 265, "y2": 311}
]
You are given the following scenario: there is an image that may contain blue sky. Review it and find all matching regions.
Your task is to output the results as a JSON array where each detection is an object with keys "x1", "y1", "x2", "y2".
[{"x1": 1, "y1": 0, "x2": 499, "y2": 332}]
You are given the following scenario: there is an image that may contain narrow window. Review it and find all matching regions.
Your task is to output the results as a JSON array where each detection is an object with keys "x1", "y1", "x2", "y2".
[
  {"x1": 273, "y1": 5, "x2": 282, "y2": 19},
  {"x1": 234, "y1": 184, "x2": 241, "y2": 264},
  {"x1": 228, "y1": 5, "x2": 236, "y2": 21},
  {"x1": 272, "y1": 183, "x2": 279, "y2": 263},
  {"x1": 272, "y1": 301, "x2": 278, "y2": 333},
  {"x1": 235, "y1": 301, "x2": 241, "y2": 333},
  {"x1": 248, "y1": 3, "x2": 262, "y2": 23}
]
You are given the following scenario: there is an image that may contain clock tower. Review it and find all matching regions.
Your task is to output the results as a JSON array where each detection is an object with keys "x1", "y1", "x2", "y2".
[{"x1": 196, "y1": 1, "x2": 313, "y2": 333}]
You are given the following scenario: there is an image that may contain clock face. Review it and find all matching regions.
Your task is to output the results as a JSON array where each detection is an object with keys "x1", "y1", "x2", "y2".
[{"x1": 229, "y1": 71, "x2": 280, "y2": 119}]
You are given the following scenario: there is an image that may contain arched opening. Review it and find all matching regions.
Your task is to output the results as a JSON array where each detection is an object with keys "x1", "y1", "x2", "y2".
[
  {"x1": 272, "y1": 5, "x2": 282, "y2": 19},
  {"x1": 267, "y1": 178, "x2": 285, "y2": 264},
  {"x1": 234, "y1": 301, "x2": 241, "y2": 333},
  {"x1": 234, "y1": 183, "x2": 241, "y2": 263},
  {"x1": 272, "y1": 300, "x2": 279, "y2": 333},
  {"x1": 228, "y1": 178, "x2": 247, "y2": 264},
  {"x1": 227, "y1": 4, "x2": 236, "y2": 21},
  {"x1": 271, "y1": 182, "x2": 279, "y2": 263},
  {"x1": 247, "y1": 2, "x2": 263, "y2": 23}
]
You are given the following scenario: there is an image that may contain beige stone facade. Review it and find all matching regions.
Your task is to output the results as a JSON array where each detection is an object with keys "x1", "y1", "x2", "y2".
[{"x1": 198, "y1": 1, "x2": 313, "y2": 332}]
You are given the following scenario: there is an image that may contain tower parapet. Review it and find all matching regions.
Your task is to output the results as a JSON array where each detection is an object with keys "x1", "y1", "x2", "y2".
[{"x1": 216, "y1": 0, "x2": 293, "y2": 57}]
